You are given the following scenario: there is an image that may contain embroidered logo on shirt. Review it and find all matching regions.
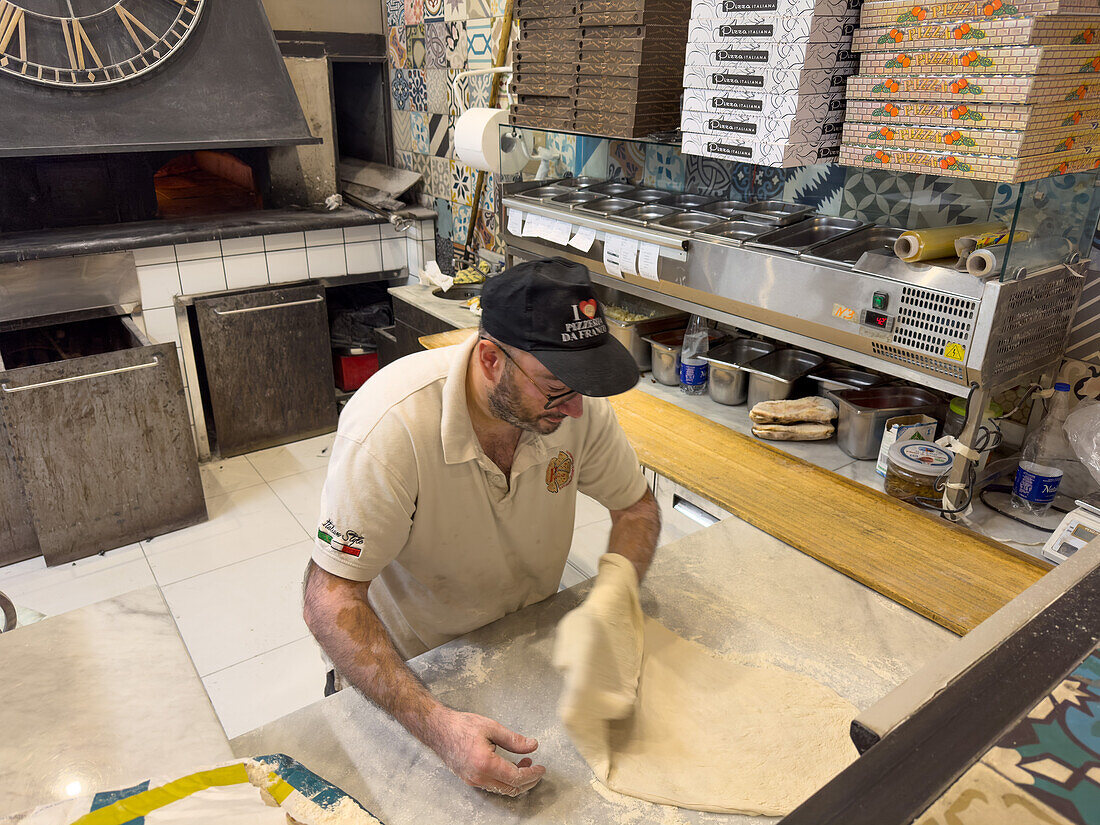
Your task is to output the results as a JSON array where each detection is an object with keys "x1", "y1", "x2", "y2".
[
  {"x1": 318, "y1": 519, "x2": 364, "y2": 557},
  {"x1": 545, "y1": 450, "x2": 575, "y2": 493}
]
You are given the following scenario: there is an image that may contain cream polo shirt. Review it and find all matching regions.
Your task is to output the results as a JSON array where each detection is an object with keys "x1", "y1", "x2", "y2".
[{"x1": 311, "y1": 335, "x2": 648, "y2": 658}]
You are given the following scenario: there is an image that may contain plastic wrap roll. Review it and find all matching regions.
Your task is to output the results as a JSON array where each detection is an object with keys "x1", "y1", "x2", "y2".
[
  {"x1": 968, "y1": 239, "x2": 1077, "y2": 279},
  {"x1": 966, "y1": 244, "x2": 1012, "y2": 278},
  {"x1": 954, "y1": 229, "x2": 1032, "y2": 270},
  {"x1": 894, "y1": 222, "x2": 1005, "y2": 263}
]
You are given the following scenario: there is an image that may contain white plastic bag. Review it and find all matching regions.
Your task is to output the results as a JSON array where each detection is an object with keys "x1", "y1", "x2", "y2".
[{"x1": 1064, "y1": 399, "x2": 1100, "y2": 487}]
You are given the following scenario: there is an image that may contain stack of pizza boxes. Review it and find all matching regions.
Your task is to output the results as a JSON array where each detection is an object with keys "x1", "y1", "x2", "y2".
[
  {"x1": 680, "y1": 0, "x2": 863, "y2": 166},
  {"x1": 841, "y1": 0, "x2": 1100, "y2": 180},
  {"x1": 511, "y1": 0, "x2": 692, "y2": 138}
]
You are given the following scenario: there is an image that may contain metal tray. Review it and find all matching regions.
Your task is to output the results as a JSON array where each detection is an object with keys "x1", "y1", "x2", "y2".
[
  {"x1": 586, "y1": 181, "x2": 638, "y2": 197},
  {"x1": 663, "y1": 193, "x2": 718, "y2": 210},
  {"x1": 747, "y1": 217, "x2": 867, "y2": 255},
  {"x1": 653, "y1": 211, "x2": 723, "y2": 234},
  {"x1": 576, "y1": 197, "x2": 642, "y2": 216},
  {"x1": 742, "y1": 348, "x2": 824, "y2": 382},
  {"x1": 618, "y1": 204, "x2": 684, "y2": 225},
  {"x1": 517, "y1": 184, "x2": 574, "y2": 201},
  {"x1": 696, "y1": 219, "x2": 772, "y2": 245},
  {"x1": 629, "y1": 188, "x2": 674, "y2": 204},
  {"x1": 551, "y1": 190, "x2": 607, "y2": 207},
  {"x1": 800, "y1": 226, "x2": 905, "y2": 269},
  {"x1": 734, "y1": 200, "x2": 815, "y2": 226},
  {"x1": 699, "y1": 199, "x2": 750, "y2": 218},
  {"x1": 808, "y1": 366, "x2": 884, "y2": 395},
  {"x1": 557, "y1": 176, "x2": 603, "y2": 188}
]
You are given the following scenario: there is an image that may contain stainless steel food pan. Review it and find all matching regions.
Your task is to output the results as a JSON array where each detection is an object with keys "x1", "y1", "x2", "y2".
[
  {"x1": 808, "y1": 366, "x2": 885, "y2": 397},
  {"x1": 586, "y1": 181, "x2": 638, "y2": 197},
  {"x1": 576, "y1": 197, "x2": 642, "y2": 216},
  {"x1": 642, "y1": 328, "x2": 725, "y2": 386},
  {"x1": 742, "y1": 348, "x2": 824, "y2": 408},
  {"x1": 517, "y1": 184, "x2": 574, "y2": 201},
  {"x1": 699, "y1": 199, "x2": 750, "y2": 218},
  {"x1": 663, "y1": 193, "x2": 719, "y2": 210},
  {"x1": 800, "y1": 226, "x2": 905, "y2": 269},
  {"x1": 696, "y1": 219, "x2": 772, "y2": 246},
  {"x1": 550, "y1": 190, "x2": 606, "y2": 208},
  {"x1": 629, "y1": 188, "x2": 674, "y2": 204},
  {"x1": 747, "y1": 217, "x2": 868, "y2": 255},
  {"x1": 702, "y1": 338, "x2": 777, "y2": 405},
  {"x1": 557, "y1": 176, "x2": 602, "y2": 188},
  {"x1": 734, "y1": 200, "x2": 815, "y2": 226},
  {"x1": 653, "y1": 211, "x2": 723, "y2": 234},
  {"x1": 832, "y1": 386, "x2": 946, "y2": 460},
  {"x1": 618, "y1": 204, "x2": 684, "y2": 225}
]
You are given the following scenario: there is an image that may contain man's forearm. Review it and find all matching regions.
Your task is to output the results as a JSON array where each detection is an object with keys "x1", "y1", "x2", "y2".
[
  {"x1": 607, "y1": 487, "x2": 661, "y2": 582},
  {"x1": 303, "y1": 562, "x2": 447, "y2": 745}
]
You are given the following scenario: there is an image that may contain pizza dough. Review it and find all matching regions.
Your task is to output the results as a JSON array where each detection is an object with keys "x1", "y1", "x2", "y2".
[
  {"x1": 553, "y1": 554, "x2": 859, "y2": 816},
  {"x1": 752, "y1": 422, "x2": 836, "y2": 441},
  {"x1": 749, "y1": 397, "x2": 838, "y2": 425}
]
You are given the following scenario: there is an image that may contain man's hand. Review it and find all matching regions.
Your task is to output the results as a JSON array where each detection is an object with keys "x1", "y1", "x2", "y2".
[{"x1": 427, "y1": 707, "x2": 546, "y2": 796}]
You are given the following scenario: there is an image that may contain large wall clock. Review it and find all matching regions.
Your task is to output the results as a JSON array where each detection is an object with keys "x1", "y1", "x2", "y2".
[{"x1": 0, "y1": 0, "x2": 205, "y2": 88}]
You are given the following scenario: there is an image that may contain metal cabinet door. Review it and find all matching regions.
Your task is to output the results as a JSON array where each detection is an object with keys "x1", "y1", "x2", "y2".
[
  {"x1": 0, "y1": 343, "x2": 206, "y2": 566},
  {"x1": 0, "y1": 413, "x2": 39, "y2": 567},
  {"x1": 195, "y1": 285, "x2": 337, "y2": 457}
]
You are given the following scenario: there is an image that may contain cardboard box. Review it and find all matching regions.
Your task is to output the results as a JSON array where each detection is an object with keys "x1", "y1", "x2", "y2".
[
  {"x1": 839, "y1": 140, "x2": 1100, "y2": 180},
  {"x1": 876, "y1": 415, "x2": 939, "y2": 477},
  {"x1": 688, "y1": 14, "x2": 857, "y2": 42},
  {"x1": 844, "y1": 118, "x2": 1100, "y2": 154},
  {"x1": 683, "y1": 86, "x2": 847, "y2": 115},
  {"x1": 845, "y1": 95, "x2": 1100, "y2": 127},
  {"x1": 854, "y1": 15, "x2": 1100, "y2": 51},
  {"x1": 578, "y1": 7, "x2": 691, "y2": 23},
  {"x1": 511, "y1": 74, "x2": 578, "y2": 96},
  {"x1": 683, "y1": 130, "x2": 842, "y2": 164},
  {"x1": 691, "y1": 0, "x2": 862, "y2": 18},
  {"x1": 683, "y1": 107, "x2": 846, "y2": 139},
  {"x1": 859, "y1": 0, "x2": 1100, "y2": 29},
  {"x1": 582, "y1": 0, "x2": 690, "y2": 13},
  {"x1": 684, "y1": 63, "x2": 855, "y2": 92},
  {"x1": 685, "y1": 40, "x2": 858, "y2": 70},
  {"x1": 577, "y1": 71, "x2": 685, "y2": 90},
  {"x1": 857, "y1": 44, "x2": 1100, "y2": 75},
  {"x1": 847, "y1": 71, "x2": 1099, "y2": 103}
]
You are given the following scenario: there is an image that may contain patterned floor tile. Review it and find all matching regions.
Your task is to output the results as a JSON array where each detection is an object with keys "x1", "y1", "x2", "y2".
[
  {"x1": 465, "y1": 18, "x2": 493, "y2": 67},
  {"x1": 444, "y1": 0, "x2": 467, "y2": 21},
  {"x1": 392, "y1": 110, "x2": 414, "y2": 154},
  {"x1": 475, "y1": 208, "x2": 501, "y2": 254},
  {"x1": 408, "y1": 68, "x2": 428, "y2": 112},
  {"x1": 452, "y1": 161, "x2": 475, "y2": 205},
  {"x1": 684, "y1": 155, "x2": 735, "y2": 197},
  {"x1": 727, "y1": 161, "x2": 756, "y2": 201},
  {"x1": 424, "y1": 0, "x2": 445, "y2": 22},
  {"x1": 425, "y1": 21, "x2": 447, "y2": 68},
  {"x1": 428, "y1": 113, "x2": 452, "y2": 157},
  {"x1": 838, "y1": 167, "x2": 915, "y2": 228},
  {"x1": 409, "y1": 151, "x2": 433, "y2": 187},
  {"x1": 446, "y1": 22, "x2": 467, "y2": 70},
  {"x1": 387, "y1": 25, "x2": 408, "y2": 69},
  {"x1": 405, "y1": 0, "x2": 424, "y2": 25},
  {"x1": 754, "y1": 166, "x2": 789, "y2": 200},
  {"x1": 608, "y1": 140, "x2": 646, "y2": 183},
  {"x1": 411, "y1": 112, "x2": 431, "y2": 154},
  {"x1": 466, "y1": 72, "x2": 492, "y2": 107},
  {"x1": 466, "y1": 0, "x2": 492, "y2": 18},
  {"x1": 576, "y1": 137, "x2": 608, "y2": 178},
  {"x1": 425, "y1": 68, "x2": 451, "y2": 115},
  {"x1": 547, "y1": 133, "x2": 578, "y2": 178},
  {"x1": 407, "y1": 24, "x2": 426, "y2": 68},
  {"x1": 391, "y1": 68, "x2": 413, "y2": 112},
  {"x1": 783, "y1": 163, "x2": 846, "y2": 215},
  {"x1": 917, "y1": 763, "x2": 1074, "y2": 825},
  {"x1": 387, "y1": 0, "x2": 405, "y2": 28},
  {"x1": 644, "y1": 144, "x2": 687, "y2": 192},
  {"x1": 395, "y1": 150, "x2": 414, "y2": 170},
  {"x1": 434, "y1": 197, "x2": 454, "y2": 237},
  {"x1": 907, "y1": 175, "x2": 997, "y2": 229},
  {"x1": 452, "y1": 201, "x2": 473, "y2": 244},
  {"x1": 429, "y1": 158, "x2": 452, "y2": 199}
]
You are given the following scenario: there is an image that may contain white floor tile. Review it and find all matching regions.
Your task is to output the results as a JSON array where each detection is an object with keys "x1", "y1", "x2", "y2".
[
  {"x1": 143, "y1": 484, "x2": 309, "y2": 586},
  {"x1": 199, "y1": 456, "x2": 266, "y2": 498},
  {"x1": 161, "y1": 540, "x2": 313, "y2": 677},
  {"x1": 567, "y1": 519, "x2": 612, "y2": 579},
  {"x1": 202, "y1": 635, "x2": 328, "y2": 739},
  {"x1": 0, "y1": 544, "x2": 155, "y2": 617},
  {"x1": 268, "y1": 467, "x2": 328, "y2": 536},
  {"x1": 574, "y1": 493, "x2": 608, "y2": 528},
  {"x1": 246, "y1": 433, "x2": 335, "y2": 482}
]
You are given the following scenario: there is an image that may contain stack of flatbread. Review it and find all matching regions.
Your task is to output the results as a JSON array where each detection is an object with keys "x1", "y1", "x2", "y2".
[{"x1": 749, "y1": 397, "x2": 838, "y2": 441}]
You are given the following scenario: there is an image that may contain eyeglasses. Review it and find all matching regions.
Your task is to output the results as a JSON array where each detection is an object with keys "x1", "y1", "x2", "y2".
[{"x1": 481, "y1": 337, "x2": 579, "y2": 410}]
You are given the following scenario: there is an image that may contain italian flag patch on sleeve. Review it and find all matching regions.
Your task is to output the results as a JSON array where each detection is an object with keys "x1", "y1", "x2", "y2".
[{"x1": 318, "y1": 529, "x2": 362, "y2": 557}]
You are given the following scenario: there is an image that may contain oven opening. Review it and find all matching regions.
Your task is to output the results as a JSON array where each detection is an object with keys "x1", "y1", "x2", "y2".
[{"x1": 154, "y1": 150, "x2": 266, "y2": 219}]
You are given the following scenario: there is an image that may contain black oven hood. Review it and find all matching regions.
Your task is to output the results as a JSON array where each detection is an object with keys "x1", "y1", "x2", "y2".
[{"x1": 0, "y1": 0, "x2": 318, "y2": 157}]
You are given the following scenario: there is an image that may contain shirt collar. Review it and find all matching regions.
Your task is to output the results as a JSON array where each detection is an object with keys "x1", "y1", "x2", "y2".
[{"x1": 441, "y1": 333, "x2": 481, "y2": 465}]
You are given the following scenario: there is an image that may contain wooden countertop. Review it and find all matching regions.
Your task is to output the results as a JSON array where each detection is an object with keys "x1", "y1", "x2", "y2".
[{"x1": 418, "y1": 328, "x2": 1048, "y2": 635}]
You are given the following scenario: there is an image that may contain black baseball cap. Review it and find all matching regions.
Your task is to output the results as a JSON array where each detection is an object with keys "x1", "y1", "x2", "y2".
[{"x1": 480, "y1": 258, "x2": 640, "y2": 397}]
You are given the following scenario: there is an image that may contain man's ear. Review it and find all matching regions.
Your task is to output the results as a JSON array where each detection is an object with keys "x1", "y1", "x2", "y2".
[{"x1": 474, "y1": 338, "x2": 505, "y2": 381}]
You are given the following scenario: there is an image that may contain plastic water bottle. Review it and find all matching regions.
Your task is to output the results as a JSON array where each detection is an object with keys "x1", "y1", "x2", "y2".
[
  {"x1": 680, "y1": 315, "x2": 709, "y2": 396},
  {"x1": 1011, "y1": 383, "x2": 1075, "y2": 515}
]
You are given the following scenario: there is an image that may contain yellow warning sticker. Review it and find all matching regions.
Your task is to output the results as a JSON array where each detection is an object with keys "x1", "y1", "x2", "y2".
[{"x1": 944, "y1": 343, "x2": 966, "y2": 362}]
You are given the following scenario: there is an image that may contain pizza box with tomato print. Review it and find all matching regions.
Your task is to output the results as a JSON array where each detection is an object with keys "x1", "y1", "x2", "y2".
[
  {"x1": 683, "y1": 86, "x2": 846, "y2": 117},
  {"x1": 683, "y1": 107, "x2": 845, "y2": 140},
  {"x1": 842, "y1": 118, "x2": 1100, "y2": 154},
  {"x1": 685, "y1": 39, "x2": 858, "y2": 71},
  {"x1": 839, "y1": 141, "x2": 1100, "y2": 180},
  {"x1": 854, "y1": 14, "x2": 1100, "y2": 50},
  {"x1": 846, "y1": 95, "x2": 1100, "y2": 128},
  {"x1": 847, "y1": 71, "x2": 1098, "y2": 103},
  {"x1": 688, "y1": 12, "x2": 857, "y2": 42},
  {"x1": 859, "y1": 0, "x2": 1100, "y2": 30},
  {"x1": 683, "y1": 130, "x2": 842, "y2": 165},
  {"x1": 859, "y1": 43, "x2": 1100, "y2": 74},
  {"x1": 691, "y1": 0, "x2": 862, "y2": 20}
]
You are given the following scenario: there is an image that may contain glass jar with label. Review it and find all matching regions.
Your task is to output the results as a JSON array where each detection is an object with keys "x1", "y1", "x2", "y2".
[{"x1": 884, "y1": 441, "x2": 955, "y2": 504}]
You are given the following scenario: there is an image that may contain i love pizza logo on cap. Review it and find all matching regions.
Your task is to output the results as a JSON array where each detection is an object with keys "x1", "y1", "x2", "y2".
[{"x1": 480, "y1": 257, "x2": 640, "y2": 398}]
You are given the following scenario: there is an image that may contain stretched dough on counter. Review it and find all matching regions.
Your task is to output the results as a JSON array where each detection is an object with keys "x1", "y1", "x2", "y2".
[{"x1": 554, "y1": 554, "x2": 859, "y2": 816}]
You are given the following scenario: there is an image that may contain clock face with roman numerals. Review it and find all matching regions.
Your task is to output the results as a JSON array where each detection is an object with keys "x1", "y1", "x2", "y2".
[{"x1": 0, "y1": 0, "x2": 205, "y2": 88}]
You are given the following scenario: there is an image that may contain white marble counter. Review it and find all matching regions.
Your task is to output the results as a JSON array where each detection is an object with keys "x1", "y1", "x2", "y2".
[
  {"x1": 231, "y1": 514, "x2": 953, "y2": 824},
  {"x1": 389, "y1": 284, "x2": 481, "y2": 330},
  {"x1": 0, "y1": 587, "x2": 232, "y2": 818}
]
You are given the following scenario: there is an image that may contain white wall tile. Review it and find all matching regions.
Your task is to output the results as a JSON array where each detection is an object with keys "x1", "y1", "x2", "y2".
[
  {"x1": 133, "y1": 245, "x2": 176, "y2": 266},
  {"x1": 137, "y1": 262, "x2": 183, "y2": 310},
  {"x1": 143, "y1": 306, "x2": 182, "y2": 347},
  {"x1": 266, "y1": 248, "x2": 309, "y2": 283},
  {"x1": 379, "y1": 222, "x2": 404, "y2": 240},
  {"x1": 305, "y1": 228, "x2": 345, "y2": 246},
  {"x1": 406, "y1": 237, "x2": 422, "y2": 277},
  {"x1": 224, "y1": 253, "x2": 269, "y2": 289},
  {"x1": 345, "y1": 241, "x2": 384, "y2": 274},
  {"x1": 175, "y1": 240, "x2": 223, "y2": 261},
  {"x1": 381, "y1": 237, "x2": 407, "y2": 271},
  {"x1": 178, "y1": 258, "x2": 228, "y2": 295},
  {"x1": 343, "y1": 224, "x2": 381, "y2": 243},
  {"x1": 220, "y1": 235, "x2": 266, "y2": 256},
  {"x1": 264, "y1": 232, "x2": 306, "y2": 251},
  {"x1": 422, "y1": 238, "x2": 436, "y2": 264},
  {"x1": 305, "y1": 244, "x2": 348, "y2": 278}
]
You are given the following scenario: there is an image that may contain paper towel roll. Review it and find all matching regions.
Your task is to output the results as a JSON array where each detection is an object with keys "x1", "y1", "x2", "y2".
[
  {"x1": 454, "y1": 108, "x2": 528, "y2": 175},
  {"x1": 894, "y1": 222, "x2": 1005, "y2": 263}
]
